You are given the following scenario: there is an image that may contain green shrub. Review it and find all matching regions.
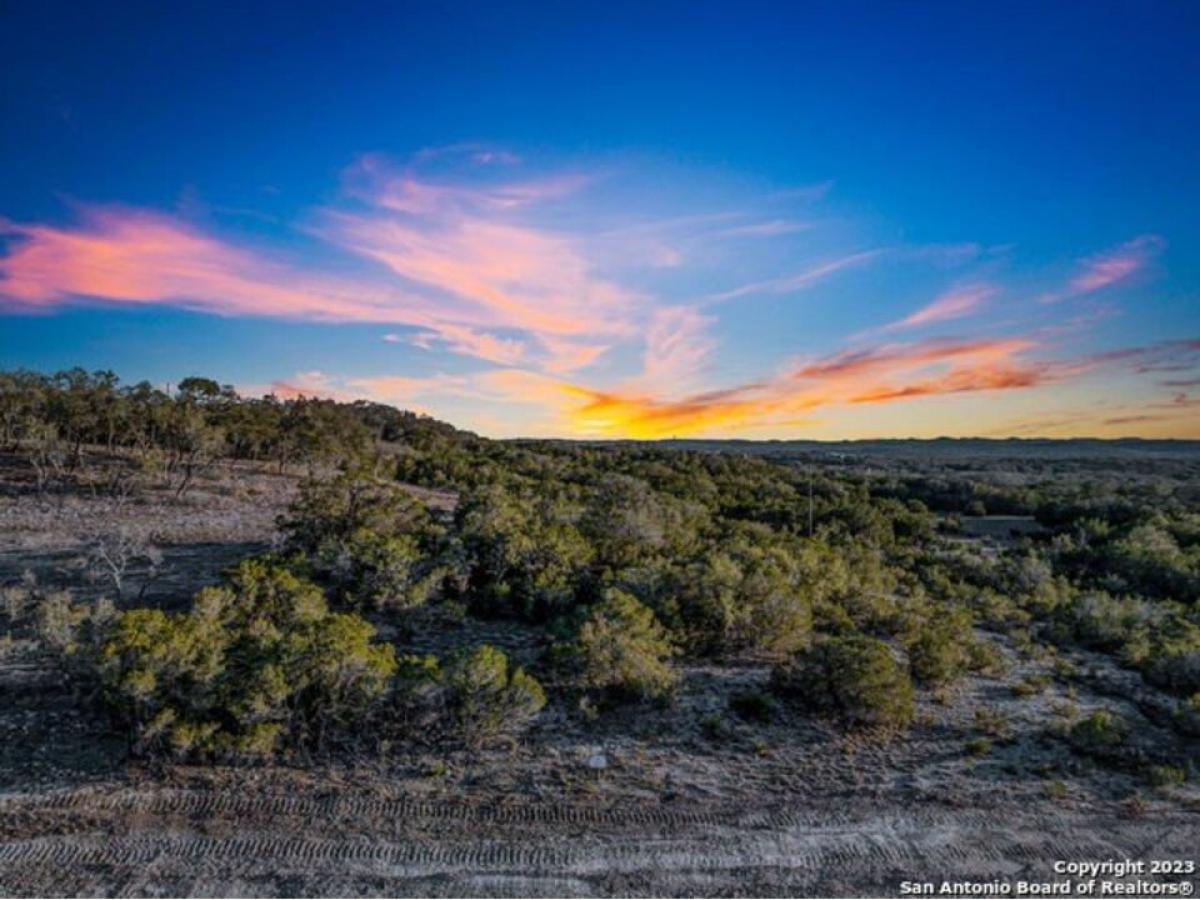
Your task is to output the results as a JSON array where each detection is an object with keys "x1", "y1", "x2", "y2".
[
  {"x1": 672, "y1": 535, "x2": 814, "y2": 656},
  {"x1": 973, "y1": 706, "x2": 1011, "y2": 739},
  {"x1": 21, "y1": 583, "x2": 116, "y2": 682},
  {"x1": 280, "y1": 471, "x2": 445, "y2": 610},
  {"x1": 1055, "y1": 592, "x2": 1151, "y2": 653},
  {"x1": 906, "y1": 610, "x2": 975, "y2": 686},
  {"x1": 771, "y1": 634, "x2": 915, "y2": 732},
  {"x1": 444, "y1": 644, "x2": 546, "y2": 747},
  {"x1": 391, "y1": 653, "x2": 446, "y2": 730},
  {"x1": 576, "y1": 589, "x2": 679, "y2": 702},
  {"x1": 700, "y1": 712, "x2": 733, "y2": 741},
  {"x1": 1068, "y1": 709, "x2": 1129, "y2": 758},
  {"x1": 965, "y1": 737, "x2": 993, "y2": 756},
  {"x1": 94, "y1": 558, "x2": 396, "y2": 759},
  {"x1": 1144, "y1": 764, "x2": 1186, "y2": 787},
  {"x1": 455, "y1": 484, "x2": 592, "y2": 621},
  {"x1": 1143, "y1": 645, "x2": 1200, "y2": 696},
  {"x1": 1043, "y1": 780, "x2": 1069, "y2": 800},
  {"x1": 1011, "y1": 674, "x2": 1051, "y2": 697}
]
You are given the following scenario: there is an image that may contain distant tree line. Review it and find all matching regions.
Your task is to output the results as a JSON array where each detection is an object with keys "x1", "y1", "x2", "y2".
[{"x1": 0, "y1": 367, "x2": 465, "y2": 495}]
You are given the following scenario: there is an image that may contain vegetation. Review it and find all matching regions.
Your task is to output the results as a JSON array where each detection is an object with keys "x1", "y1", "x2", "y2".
[
  {"x1": 279, "y1": 469, "x2": 448, "y2": 610},
  {"x1": 91, "y1": 559, "x2": 396, "y2": 759},
  {"x1": 443, "y1": 644, "x2": 547, "y2": 748},
  {"x1": 574, "y1": 589, "x2": 679, "y2": 702},
  {"x1": 3, "y1": 366, "x2": 1199, "y2": 770},
  {"x1": 771, "y1": 635, "x2": 916, "y2": 731}
]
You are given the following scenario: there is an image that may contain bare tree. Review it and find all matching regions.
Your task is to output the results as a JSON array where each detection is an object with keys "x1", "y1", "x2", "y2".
[{"x1": 86, "y1": 528, "x2": 165, "y2": 602}]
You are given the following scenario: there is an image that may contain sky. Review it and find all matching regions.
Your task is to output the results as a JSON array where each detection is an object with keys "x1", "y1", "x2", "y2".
[{"x1": 1, "y1": 1, "x2": 1198, "y2": 439}]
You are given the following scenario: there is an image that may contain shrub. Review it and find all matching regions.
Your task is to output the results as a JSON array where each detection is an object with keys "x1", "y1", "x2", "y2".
[
  {"x1": 1057, "y1": 593, "x2": 1143, "y2": 650},
  {"x1": 455, "y1": 485, "x2": 592, "y2": 621},
  {"x1": 965, "y1": 737, "x2": 993, "y2": 756},
  {"x1": 1043, "y1": 780, "x2": 1069, "y2": 800},
  {"x1": 444, "y1": 644, "x2": 546, "y2": 747},
  {"x1": 1068, "y1": 709, "x2": 1129, "y2": 758},
  {"x1": 15, "y1": 580, "x2": 116, "y2": 680},
  {"x1": 1011, "y1": 674, "x2": 1051, "y2": 697},
  {"x1": 700, "y1": 712, "x2": 734, "y2": 742},
  {"x1": 280, "y1": 470, "x2": 445, "y2": 610},
  {"x1": 973, "y1": 706, "x2": 1011, "y2": 739},
  {"x1": 391, "y1": 653, "x2": 447, "y2": 732},
  {"x1": 673, "y1": 537, "x2": 814, "y2": 656},
  {"x1": 1143, "y1": 646, "x2": 1200, "y2": 696},
  {"x1": 575, "y1": 589, "x2": 678, "y2": 702},
  {"x1": 906, "y1": 610, "x2": 975, "y2": 686},
  {"x1": 771, "y1": 634, "x2": 915, "y2": 731},
  {"x1": 94, "y1": 558, "x2": 396, "y2": 759},
  {"x1": 1144, "y1": 764, "x2": 1186, "y2": 787}
]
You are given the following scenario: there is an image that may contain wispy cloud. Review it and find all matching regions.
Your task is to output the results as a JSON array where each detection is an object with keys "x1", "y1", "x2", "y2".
[
  {"x1": 399, "y1": 323, "x2": 527, "y2": 366},
  {"x1": 0, "y1": 207, "x2": 417, "y2": 322},
  {"x1": 699, "y1": 249, "x2": 881, "y2": 305},
  {"x1": 876, "y1": 283, "x2": 998, "y2": 333},
  {"x1": 1041, "y1": 234, "x2": 1164, "y2": 303},
  {"x1": 637, "y1": 305, "x2": 717, "y2": 394},
  {"x1": 720, "y1": 219, "x2": 811, "y2": 238}
]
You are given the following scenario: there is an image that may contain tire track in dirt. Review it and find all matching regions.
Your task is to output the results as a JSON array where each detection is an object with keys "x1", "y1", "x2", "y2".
[
  {"x1": 3, "y1": 789, "x2": 1196, "y2": 896},
  {"x1": 0, "y1": 816, "x2": 1191, "y2": 877},
  {"x1": 5, "y1": 787, "x2": 1195, "y2": 836}
]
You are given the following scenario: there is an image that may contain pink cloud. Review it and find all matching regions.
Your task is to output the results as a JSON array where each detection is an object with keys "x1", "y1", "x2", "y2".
[
  {"x1": 0, "y1": 206, "x2": 440, "y2": 326},
  {"x1": 880, "y1": 283, "x2": 998, "y2": 332},
  {"x1": 536, "y1": 335, "x2": 611, "y2": 374},
  {"x1": 1041, "y1": 234, "x2": 1164, "y2": 303},
  {"x1": 402, "y1": 323, "x2": 527, "y2": 366},
  {"x1": 637, "y1": 305, "x2": 717, "y2": 394},
  {"x1": 1071, "y1": 235, "x2": 1162, "y2": 293}
]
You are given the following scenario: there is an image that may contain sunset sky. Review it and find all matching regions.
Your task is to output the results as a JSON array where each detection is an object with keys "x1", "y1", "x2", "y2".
[{"x1": 2, "y1": 2, "x2": 1198, "y2": 439}]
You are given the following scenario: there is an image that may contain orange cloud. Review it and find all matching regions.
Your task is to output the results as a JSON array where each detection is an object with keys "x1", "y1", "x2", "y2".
[{"x1": 473, "y1": 337, "x2": 1054, "y2": 438}]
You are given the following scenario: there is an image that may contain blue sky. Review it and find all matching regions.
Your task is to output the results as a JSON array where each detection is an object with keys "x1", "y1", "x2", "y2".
[{"x1": 2, "y1": 1, "x2": 1198, "y2": 437}]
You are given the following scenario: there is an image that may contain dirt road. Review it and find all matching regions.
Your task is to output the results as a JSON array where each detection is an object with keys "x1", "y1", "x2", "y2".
[{"x1": 1, "y1": 785, "x2": 1196, "y2": 897}]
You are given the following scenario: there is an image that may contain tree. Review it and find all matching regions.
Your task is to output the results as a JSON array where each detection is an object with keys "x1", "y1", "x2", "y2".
[
  {"x1": 279, "y1": 469, "x2": 446, "y2": 610},
  {"x1": 455, "y1": 484, "x2": 592, "y2": 621},
  {"x1": 94, "y1": 558, "x2": 396, "y2": 759},
  {"x1": 576, "y1": 589, "x2": 678, "y2": 702},
  {"x1": 907, "y1": 608, "x2": 976, "y2": 686},
  {"x1": 772, "y1": 634, "x2": 915, "y2": 731},
  {"x1": 443, "y1": 644, "x2": 546, "y2": 747}
]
